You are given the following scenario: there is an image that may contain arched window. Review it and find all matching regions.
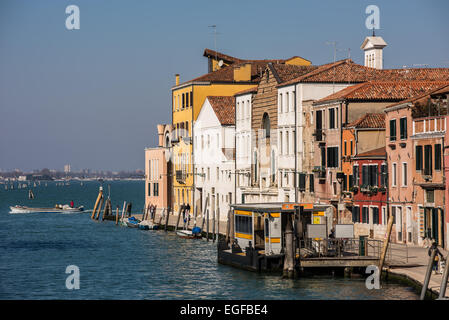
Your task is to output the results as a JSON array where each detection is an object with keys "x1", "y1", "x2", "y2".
[{"x1": 262, "y1": 113, "x2": 270, "y2": 138}]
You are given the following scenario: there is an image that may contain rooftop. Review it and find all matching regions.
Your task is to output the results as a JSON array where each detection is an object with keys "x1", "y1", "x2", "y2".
[
  {"x1": 346, "y1": 113, "x2": 386, "y2": 129},
  {"x1": 206, "y1": 96, "x2": 235, "y2": 126}
]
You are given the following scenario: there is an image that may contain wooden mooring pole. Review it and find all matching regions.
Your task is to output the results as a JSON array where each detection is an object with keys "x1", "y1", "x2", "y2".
[
  {"x1": 120, "y1": 201, "x2": 126, "y2": 224},
  {"x1": 95, "y1": 196, "x2": 104, "y2": 220},
  {"x1": 91, "y1": 188, "x2": 103, "y2": 219},
  {"x1": 421, "y1": 248, "x2": 437, "y2": 300},
  {"x1": 212, "y1": 208, "x2": 216, "y2": 243},
  {"x1": 175, "y1": 205, "x2": 183, "y2": 231},
  {"x1": 378, "y1": 214, "x2": 394, "y2": 281},
  {"x1": 115, "y1": 205, "x2": 119, "y2": 225},
  {"x1": 439, "y1": 253, "x2": 449, "y2": 299},
  {"x1": 164, "y1": 207, "x2": 170, "y2": 231},
  {"x1": 207, "y1": 209, "x2": 210, "y2": 241},
  {"x1": 225, "y1": 209, "x2": 231, "y2": 246}
]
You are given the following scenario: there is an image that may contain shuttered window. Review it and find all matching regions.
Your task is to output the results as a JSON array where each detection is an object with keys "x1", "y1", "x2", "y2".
[
  {"x1": 380, "y1": 164, "x2": 387, "y2": 187},
  {"x1": 435, "y1": 144, "x2": 442, "y2": 170},
  {"x1": 352, "y1": 206, "x2": 360, "y2": 223},
  {"x1": 309, "y1": 174, "x2": 314, "y2": 193},
  {"x1": 373, "y1": 207, "x2": 379, "y2": 225},
  {"x1": 326, "y1": 147, "x2": 338, "y2": 168},
  {"x1": 299, "y1": 173, "x2": 306, "y2": 191},
  {"x1": 416, "y1": 145, "x2": 423, "y2": 171},
  {"x1": 390, "y1": 119, "x2": 397, "y2": 141},
  {"x1": 424, "y1": 145, "x2": 432, "y2": 175},
  {"x1": 400, "y1": 117, "x2": 407, "y2": 140},
  {"x1": 362, "y1": 207, "x2": 369, "y2": 223}
]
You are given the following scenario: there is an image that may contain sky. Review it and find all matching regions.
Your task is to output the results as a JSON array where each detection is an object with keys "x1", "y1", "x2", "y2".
[{"x1": 1, "y1": 0, "x2": 448, "y2": 172}]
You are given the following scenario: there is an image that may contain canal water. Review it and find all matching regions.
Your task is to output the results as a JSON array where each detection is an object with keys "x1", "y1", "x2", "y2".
[{"x1": 0, "y1": 180, "x2": 418, "y2": 299}]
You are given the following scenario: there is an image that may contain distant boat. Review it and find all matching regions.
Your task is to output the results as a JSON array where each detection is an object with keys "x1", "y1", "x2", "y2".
[
  {"x1": 124, "y1": 216, "x2": 140, "y2": 228},
  {"x1": 9, "y1": 205, "x2": 84, "y2": 214},
  {"x1": 138, "y1": 220, "x2": 158, "y2": 230},
  {"x1": 176, "y1": 226, "x2": 202, "y2": 239}
]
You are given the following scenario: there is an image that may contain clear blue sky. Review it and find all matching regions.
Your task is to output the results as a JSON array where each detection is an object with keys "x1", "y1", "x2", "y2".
[{"x1": 1, "y1": 0, "x2": 448, "y2": 172}]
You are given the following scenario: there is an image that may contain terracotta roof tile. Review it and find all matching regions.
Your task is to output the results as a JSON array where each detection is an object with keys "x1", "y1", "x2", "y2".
[
  {"x1": 234, "y1": 86, "x2": 258, "y2": 96},
  {"x1": 269, "y1": 63, "x2": 318, "y2": 84},
  {"x1": 385, "y1": 83, "x2": 449, "y2": 109},
  {"x1": 347, "y1": 113, "x2": 385, "y2": 129},
  {"x1": 280, "y1": 59, "x2": 449, "y2": 86},
  {"x1": 207, "y1": 96, "x2": 235, "y2": 125},
  {"x1": 315, "y1": 81, "x2": 449, "y2": 104}
]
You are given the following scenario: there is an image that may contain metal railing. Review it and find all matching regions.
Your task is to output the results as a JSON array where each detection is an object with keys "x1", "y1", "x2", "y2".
[{"x1": 298, "y1": 238, "x2": 383, "y2": 259}]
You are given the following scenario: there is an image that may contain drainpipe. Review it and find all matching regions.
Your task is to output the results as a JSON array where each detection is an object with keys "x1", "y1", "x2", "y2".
[{"x1": 294, "y1": 85, "x2": 298, "y2": 203}]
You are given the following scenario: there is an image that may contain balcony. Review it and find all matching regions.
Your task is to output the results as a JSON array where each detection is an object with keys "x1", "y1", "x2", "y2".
[
  {"x1": 312, "y1": 166, "x2": 326, "y2": 179},
  {"x1": 176, "y1": 170, "x2": 187, "y2": 184},
  {"x1": 313, "y1": 129, "x2": 325, "y2": 142}
]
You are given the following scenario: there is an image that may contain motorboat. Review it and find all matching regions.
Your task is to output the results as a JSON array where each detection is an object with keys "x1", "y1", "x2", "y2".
[
  {"x1": 176, "y1": 226, "x2": 202, "y2": 239},
  {"x1": 9, "y1": 204, "x2": 84, "y2": 214},
  {"x1": 138, "y1": 220, "x2": 158, "y2": 230},
  {"x1": 124, "y1": 216, "x2": 140, "y2": 228}
]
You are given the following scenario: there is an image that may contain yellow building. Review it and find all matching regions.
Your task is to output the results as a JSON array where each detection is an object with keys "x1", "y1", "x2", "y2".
[{"x1": 170, "y1": 50, "x2": 311, "y2": 214}]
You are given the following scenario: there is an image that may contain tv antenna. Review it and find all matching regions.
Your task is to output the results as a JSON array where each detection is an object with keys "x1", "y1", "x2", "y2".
[{"x1": 208, "y1": 25, "x2": 221, "y2": 71}]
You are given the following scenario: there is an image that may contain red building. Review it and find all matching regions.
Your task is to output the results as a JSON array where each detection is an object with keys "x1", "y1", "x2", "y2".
[{"x1": 351, "y1": 147, "x2": 388, "y2": 239}]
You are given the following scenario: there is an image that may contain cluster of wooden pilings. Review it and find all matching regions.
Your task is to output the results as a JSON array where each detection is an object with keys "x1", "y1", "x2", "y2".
[{"x1": 90, "y1": 187, "x2": 133, "y2": 225}]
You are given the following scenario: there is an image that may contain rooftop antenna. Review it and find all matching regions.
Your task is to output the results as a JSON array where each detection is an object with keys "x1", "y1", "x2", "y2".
[
  {"x1": 208, "y1": 25, "x2": 219, "y2": 71},
  {"x1": 326, "y1": 41, "x2": 338, "y2": 93}
]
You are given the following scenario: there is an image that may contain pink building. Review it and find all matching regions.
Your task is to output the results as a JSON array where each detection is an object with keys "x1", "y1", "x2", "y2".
[
  {"x1": 145, "y1": 124, "x2": 172, "y2": 215},
  {"x1": 385, "y1": 83, "x2": 449, "y2": 248}
]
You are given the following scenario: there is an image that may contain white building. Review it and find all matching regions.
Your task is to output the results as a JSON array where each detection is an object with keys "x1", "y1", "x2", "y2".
[
  {"x1": 194, "y1": 96, "x2": 236, "y2": 222},
  {"x1": 235, "y1": 88, "x2": 256, "y2": 203}
]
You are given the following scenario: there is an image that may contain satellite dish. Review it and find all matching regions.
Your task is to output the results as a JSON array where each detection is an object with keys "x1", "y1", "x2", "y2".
[{"x1": 218, "y1": 60, "x2": 224, "y2": 67}]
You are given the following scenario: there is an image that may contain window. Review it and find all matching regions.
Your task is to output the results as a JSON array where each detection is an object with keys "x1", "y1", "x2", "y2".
[
  {"x1": 362, "y1": 165, "x2": 369, "y2": 186},
  {"x1": 435, "y1": 144, "x2": 442, "y2": 170},
  {"x1": 369, "y1": 165, "x2": 378, "y2": 187},
  {"x1": 390, "y1": 119, "x2": 397, "y2": 141},
  {"x1": 426, "y1": 190, "x2": 434, "y2": 203},
  {"x1": 271, "y1": 150, "x2": 276, "y2": 184},
  {"x1": 372, "y1": 207, "x2": 379, "y2": 225},
  {"x1": 309, "y1": 174, "x2": 314, "y2": 193},
  {"x1": 284, "y1": 92, "x2": 289, "y2": 113},
  {"x1": 343, "y1": 174, "x2": 347, "y2": 191},
  {"x1": 279, "y1": 131, "x2": 283, "y2": 155},
  {"x1": 400, "y1": 117, "x2": 407, "y2": 140},
  {"x1": 148, "y1": 183, "x2": 151, "y2": 196},
  {"x1": 279, "y1": 93, "x2": 282, "y2": 112},
  {"x1": 424, "y1": 145, "x2": 432, "y2": 175},
  {"x1": 182, "y1": 93, "x2": 185, "y2": 109},
  {"x1": 344, "y1": 141, "x2": 347, "y2": 156},
  {"x1": 352, "y1": 206, "x2": 360, "y2": 223},
  {"x1": 329, "y1": 108, "x2": 335, "y2": 129},
  {"x1": 402, "y1": 163, "x2": 407, "y2": 186},
  {"x1": 416, "y1": 145, "x2": 423, "y2": 171},
  {"x1": 321, "y1": 147, "x2": 326, "y2": 167},
  {"x1": 286, "y1": 131, "x2": 290, "y2": 155},
  {"x1": 262, "y1": 113, "x2": 270, "y2": 138},
  {"x1": 235, "y1": 215, "x2": 253, "y2": 234},
  {"x1": 353, "y1": 165, "x2": 359, "y2": 186},
  {"x1": 299, "y1": 173, "x2": 306, "y2": 191},
  {"x1": 392, "y1": 163, "x2": 397, "y2": 186},
  {"x1": 381, "y1": 164, "x2": 387, "y2": 187},
  {"x1": 350, "y1": 140, "x2": 353, "y2": 155},
  {"x1": 362, "y1": 207, "x2": 369, "y2": 223},
  {"x1": 326, "y1": 147, "x2": 338, "y2": 168},
  {"x1": 153, "y1": 183, "x2": 159, "y2": 197}
]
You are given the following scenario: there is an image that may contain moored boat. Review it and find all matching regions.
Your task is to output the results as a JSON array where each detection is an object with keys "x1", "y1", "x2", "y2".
[
  {"x1": 124, "y1": 216, "x2": 140, "y2": 228},
  {"x1": 138, "y1": 220, "x2": 158, "y2": 230},
  {"x1": 9, "y1": 205, "x2": 84, "y2": 214},
  {"x1": 176, "y1": 226, "x2": 202, "y2": 239}
]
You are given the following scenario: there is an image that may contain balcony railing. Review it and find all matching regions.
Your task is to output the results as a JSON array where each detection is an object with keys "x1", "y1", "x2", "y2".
[
  {"x1": 176, "y1": 170, "x2": 187, "y2": 184},
  {"x1": 313, "y1": 129, "x2": 325, "y2": 142}
]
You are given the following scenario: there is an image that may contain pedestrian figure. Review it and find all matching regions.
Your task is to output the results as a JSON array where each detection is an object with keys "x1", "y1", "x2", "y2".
[{"x1": 428, "y1": 242, "x2": 444, "y2": 274}]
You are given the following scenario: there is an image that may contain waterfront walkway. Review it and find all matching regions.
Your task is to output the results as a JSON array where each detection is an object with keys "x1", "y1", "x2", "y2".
[{"x1": 386, "y1": 244, "x2": 448, "y2": 298}]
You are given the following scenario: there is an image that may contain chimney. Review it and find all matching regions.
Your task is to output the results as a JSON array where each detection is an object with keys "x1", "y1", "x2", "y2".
[
  {"x1": 175, "y1": 74, "x2": 180, "y2": 86},
  {"x1": 360, "y1": 35, "x2": 387, "y2": 69},
  {"x1": 157, "y1": 124, "x2": 165, "y2": 147},
  {"x1": 233, "y1": 63, "x2": 251, "y2": 82}
]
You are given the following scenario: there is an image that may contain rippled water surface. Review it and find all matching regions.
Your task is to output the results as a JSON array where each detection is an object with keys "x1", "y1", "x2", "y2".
[{"x1": 0, "y1": 180, "x2": 418, "y2": 299}]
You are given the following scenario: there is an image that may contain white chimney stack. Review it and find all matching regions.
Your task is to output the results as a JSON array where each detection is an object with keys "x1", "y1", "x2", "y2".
[{"x1": 360, "y1": 35, "x2": 387, "y2": 69}]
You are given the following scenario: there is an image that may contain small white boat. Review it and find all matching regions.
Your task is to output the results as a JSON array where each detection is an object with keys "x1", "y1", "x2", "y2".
[
  {"x1": 138, "y1": 220, "x2": 158, "y2": 230},
  {"x1": 9, "y1": 205, "x2": 84, "y2": 214},
  {"x1": 176, "y1": 229, "x2": 202, "y2": 239}
]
